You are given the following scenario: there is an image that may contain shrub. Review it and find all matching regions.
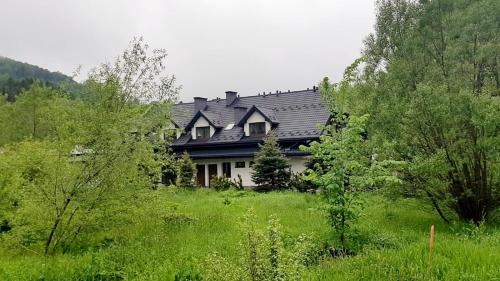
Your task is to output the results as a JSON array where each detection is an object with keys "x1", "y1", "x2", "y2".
[
  {"x1": 233, "y1": 174, "x2": 244, "y2": 190},
  {"x1": 203, "y1": 252, "x2": 242, "y2": 281},
  {"x1": 210, "y1": 176, "x2": 236, "y2": 191},
  {"x1": 176, "y1": 151, "x2": 196, "y2": 188},
  {"x1": 174, "y1": 268, "x2": 202, "y2": 281},
  {"x1": 200, "y1": 209, "x2": 316, "y2": 281},
  {"x1": 289, "y1": 172, "x2": 317, "y2": 193}
]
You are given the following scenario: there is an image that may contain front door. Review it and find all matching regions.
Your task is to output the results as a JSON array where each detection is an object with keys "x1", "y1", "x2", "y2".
[
  {"x1": 196, "y1": 164, "x2": 205, "y2": 187},
  {"x1": 208, "y1": 164, "x2": 218, "y2": 187}
]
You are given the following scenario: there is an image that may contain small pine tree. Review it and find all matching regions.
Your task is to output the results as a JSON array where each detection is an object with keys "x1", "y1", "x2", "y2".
[
  {"x1": 176, "y1": 151, "x2": 196, "y2": 188},
  {"x1": 251, "y1": 131, "x2": 291, "y2": 191}
]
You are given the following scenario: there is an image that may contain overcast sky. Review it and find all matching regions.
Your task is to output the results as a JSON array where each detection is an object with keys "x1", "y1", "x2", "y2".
[{"x1": 0, "y1": 0, "x2": 376, "y2": 102}]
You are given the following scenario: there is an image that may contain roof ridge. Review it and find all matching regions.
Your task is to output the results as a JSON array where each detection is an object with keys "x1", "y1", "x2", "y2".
[{"x1": 175, "y1": 88, "x2": 319, "y2": 105}]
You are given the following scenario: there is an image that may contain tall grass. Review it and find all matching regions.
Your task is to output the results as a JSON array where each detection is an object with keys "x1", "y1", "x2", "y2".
[{"x1": 0, "y1": 188, "x2": 498, "y2": 280}]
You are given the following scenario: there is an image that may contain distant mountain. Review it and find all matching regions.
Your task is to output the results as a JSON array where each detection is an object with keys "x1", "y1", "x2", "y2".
[
  {"x1": 0, "y1": 56, "x2": 78, "y2": 101},
  {"x1": 0, "y1": 56, "x2": 73, "y2": 84}
]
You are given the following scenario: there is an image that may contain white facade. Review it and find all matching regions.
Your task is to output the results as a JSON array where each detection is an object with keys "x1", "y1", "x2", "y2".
[
  {"x1": 191, "y1": 116, "x2": 215, "y2": 140},
  {"x1": 193, "y1": 156, "x2": 309, "y2": 187},
  {"x1": 243, "y1": 111, "x2": 271, "y2": 136}
]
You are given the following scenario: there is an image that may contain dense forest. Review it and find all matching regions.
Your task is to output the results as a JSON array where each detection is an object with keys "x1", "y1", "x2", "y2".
[{"x1": 0, "y1": 56, "x2": 77, "y2": 101}]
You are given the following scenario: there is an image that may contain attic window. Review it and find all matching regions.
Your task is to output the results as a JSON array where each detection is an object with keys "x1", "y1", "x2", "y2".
[
  {"x1": 249, "y1": 122, "x2": 266, "y2": 136},
  {"x1": 196, "y1": 126, "x2": 210, "y2": 140}
]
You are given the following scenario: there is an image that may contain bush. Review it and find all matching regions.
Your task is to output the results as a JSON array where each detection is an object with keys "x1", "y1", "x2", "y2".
[
  {"x1": 289, "y1": 172, "x2": 317, "y2": 193},
  {"x1": 210, "y1": 176, "x2": 236, "y2": 191},
  {"x1": 176, "y1": 151, "x2": 196, "y2": 188},
  {"x1": 199, "y1": 209, "x2": 317, "y2": 281},
  {"x1": 174, "y1": 268, "x2": 202, "y2": 281},
  {"x1": 233, "y1": 174, "x2": 244, "y2": 190}
]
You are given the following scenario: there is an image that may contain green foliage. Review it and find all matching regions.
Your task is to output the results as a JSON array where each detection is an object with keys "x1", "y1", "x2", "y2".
[
  {"x1": 0, "y1": 82, "x2": 82, "y2": 145},
  {"x1": 210, "y1": 176, "x2": 237, "y2": 191},
  {"x1": 289, "y1": 172, "x2": 317, "y2": 193},
  {"x1": 201, "y1": 209, "x2": 315, "y2": 281},
  {"x1": 234, "y1": 174, "x2": 244, "y2": 190},
  {"x1": 301, "y1": 115, "x2": 401, "y2": 249},
  {"x1": 174, "y1": 268, "x2": 202, "y2": 281},
  {"x1": 203, "y1": 252, "x2": 243, "y2": 281},
  {"x1": 0, "y1": 190, "x2": 499, "y2": 280},
  {"x1": 329, "y1": 0, "x2": 500, "y2": 224},
  {"x1": 0, "y1": 38, "x2": 177, "y2": 255},
  {"x1": 176, "y1": 151, "x2": 196, "y2": 188},
  {"x1": 251, "y1": 132, "x2": 291, "y2": 191}
]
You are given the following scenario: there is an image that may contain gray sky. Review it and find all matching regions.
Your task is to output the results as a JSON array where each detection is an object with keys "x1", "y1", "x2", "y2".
[{"x1": 0, "y1": 0, "x2": 375, "y2": 102}]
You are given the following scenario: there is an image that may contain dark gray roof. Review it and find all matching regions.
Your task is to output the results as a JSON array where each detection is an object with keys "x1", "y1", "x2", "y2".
[
  {"x1": 171, "y1": 89, "x2": 330, "y2": 147},
  {"x1": 185, "y1": 110, "x2": 224, "y2": 129},
  {"x1": 237, "y1": 105, "x2": 279, "y2": 126}
]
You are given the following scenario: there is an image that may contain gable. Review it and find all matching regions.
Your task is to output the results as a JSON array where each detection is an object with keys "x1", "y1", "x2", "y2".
[
  {"x1": 243, "y1": 111, "x2": 271, "y2": 136},
  {"x1": 190, "y1": 115, "x2": 216, "y2": 140}
]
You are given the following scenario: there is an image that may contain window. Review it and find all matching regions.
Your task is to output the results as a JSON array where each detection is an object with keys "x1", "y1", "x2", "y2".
[
  {"x1": 222, "y1": 162, "x2": 231, "y2": 178},
  {"x1": 249, "y1": 122, "x2": 266, "y2": 136},
  {"x1": 249, "y1": 161, "x2": 255, "y2": 167},
  {"x1": 235, "y1": 161, "x2": 246, "y2": 168},
  {"x1": 196, "y1": 126, "x2": 210, "y2": 140}
]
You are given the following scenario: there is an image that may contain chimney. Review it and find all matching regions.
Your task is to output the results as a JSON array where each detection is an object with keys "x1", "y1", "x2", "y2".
[
  {"x1": 233, "y1": 106, "x2": 247, "y2": 123},
  {"x1": 193, "y1": 97, "x2": 207, "y2": 113},
  {"x1": 225, "y1": 91, "x2": 237, "y2": 106}
]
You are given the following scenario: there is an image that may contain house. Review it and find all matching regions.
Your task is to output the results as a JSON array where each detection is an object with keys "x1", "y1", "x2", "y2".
[{"x1": 169, "y1": 87, "x2": 331, "y2": 187}]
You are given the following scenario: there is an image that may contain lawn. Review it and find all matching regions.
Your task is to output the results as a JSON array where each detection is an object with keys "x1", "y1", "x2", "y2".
[{"x1": 0, "y1": 188, "x2": 498, "y2": 280}]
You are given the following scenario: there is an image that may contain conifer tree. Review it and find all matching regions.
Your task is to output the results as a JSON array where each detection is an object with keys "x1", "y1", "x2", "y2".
[
  {"x1": 251, "y1": 131, "x2": 290, "y2": 191},
  {"x1": 176, "y1": 151, "x2": 196, "y2": 188}
]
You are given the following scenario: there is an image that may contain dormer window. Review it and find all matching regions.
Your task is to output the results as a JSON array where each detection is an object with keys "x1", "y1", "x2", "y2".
[
  {"x1": 196, "y1": 126, "x2": 210, "y2": 140},
  {"x1": 249, "y1": 122, "x2": 266, "y2": 136},
  {"x1": 237, "y1": 106, "x2": 279, "y2": 137}
]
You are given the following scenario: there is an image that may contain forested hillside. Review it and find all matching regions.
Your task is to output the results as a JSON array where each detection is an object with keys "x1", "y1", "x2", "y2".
[{"x1": 0, "y1": 56, "x2": 76, "y2": 101}]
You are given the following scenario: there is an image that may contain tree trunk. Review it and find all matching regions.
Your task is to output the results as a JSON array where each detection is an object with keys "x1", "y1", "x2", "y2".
[
  {"x1": 44, "y1": 197, "x2": 71, "y2": 255},
  {"x1": 424, "y1": 189, "x2": 450, "y2": 223}
]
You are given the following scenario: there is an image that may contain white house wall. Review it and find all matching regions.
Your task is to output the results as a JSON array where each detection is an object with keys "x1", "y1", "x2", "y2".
[
  {"x1": 243, "y1": 111, "x2": 271, "y2": 136},
  {"x1": 191, "y1": 116, "x2": 215, "y2": 140},
  {"x1": 193, "y1": 156, "x2": 309, "y2": 187}
]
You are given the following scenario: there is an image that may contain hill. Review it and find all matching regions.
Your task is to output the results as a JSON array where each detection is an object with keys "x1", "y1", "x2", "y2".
[{"x1": 0, "y1": 56, "x2": 76, "y2": 101}]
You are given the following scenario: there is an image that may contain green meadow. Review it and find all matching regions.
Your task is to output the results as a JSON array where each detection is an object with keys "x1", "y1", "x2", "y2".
[{"x1": 1, "y1": 189, "x2": 498, "y2": 281}]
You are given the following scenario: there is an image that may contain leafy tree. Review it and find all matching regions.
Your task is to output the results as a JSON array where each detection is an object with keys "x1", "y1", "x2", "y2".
[
  {"x1": 177, "y1": 151, "x2": 196, "y2": 188},
  {"x1": 332, "y1": 0, "x2": 500, "y2": 224},
  {"x1": 0, "y1": 83, "x2": 80, "y2": 145},
  {"x1": 0, "y1": 37, "x2": 178, "y2": 255},
  {"x1": 301, "y1": 114, "x2": 400, "y2": 249},
  {"x1": 251, "y1": 132, "x2": 291, "y2": 191}
]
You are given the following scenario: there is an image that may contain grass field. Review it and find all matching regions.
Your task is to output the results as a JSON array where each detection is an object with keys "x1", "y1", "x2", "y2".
[{"x1": 0, "y1": 188, "x2": 499, "y2": 280}]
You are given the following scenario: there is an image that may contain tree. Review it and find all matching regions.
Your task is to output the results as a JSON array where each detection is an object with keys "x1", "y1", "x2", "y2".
[
  {"x1": 177, "y1": 151, "x2": 196, "y2": 188},
  {"x1": 0, "y1": 82, "x2": 79, "y2": 145},
  {"x1": 251, "y1": 132, "x2": 291, "y2": 191},
  {"x1": 301, "y1": 114, "x2": 400, "y2": 249},
  {"x1": 332, "y1": 0, "x2": 499, "y2": 224},
  {"x1": 0, "y1": 37, "x2": 178, "y2": 255}
]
